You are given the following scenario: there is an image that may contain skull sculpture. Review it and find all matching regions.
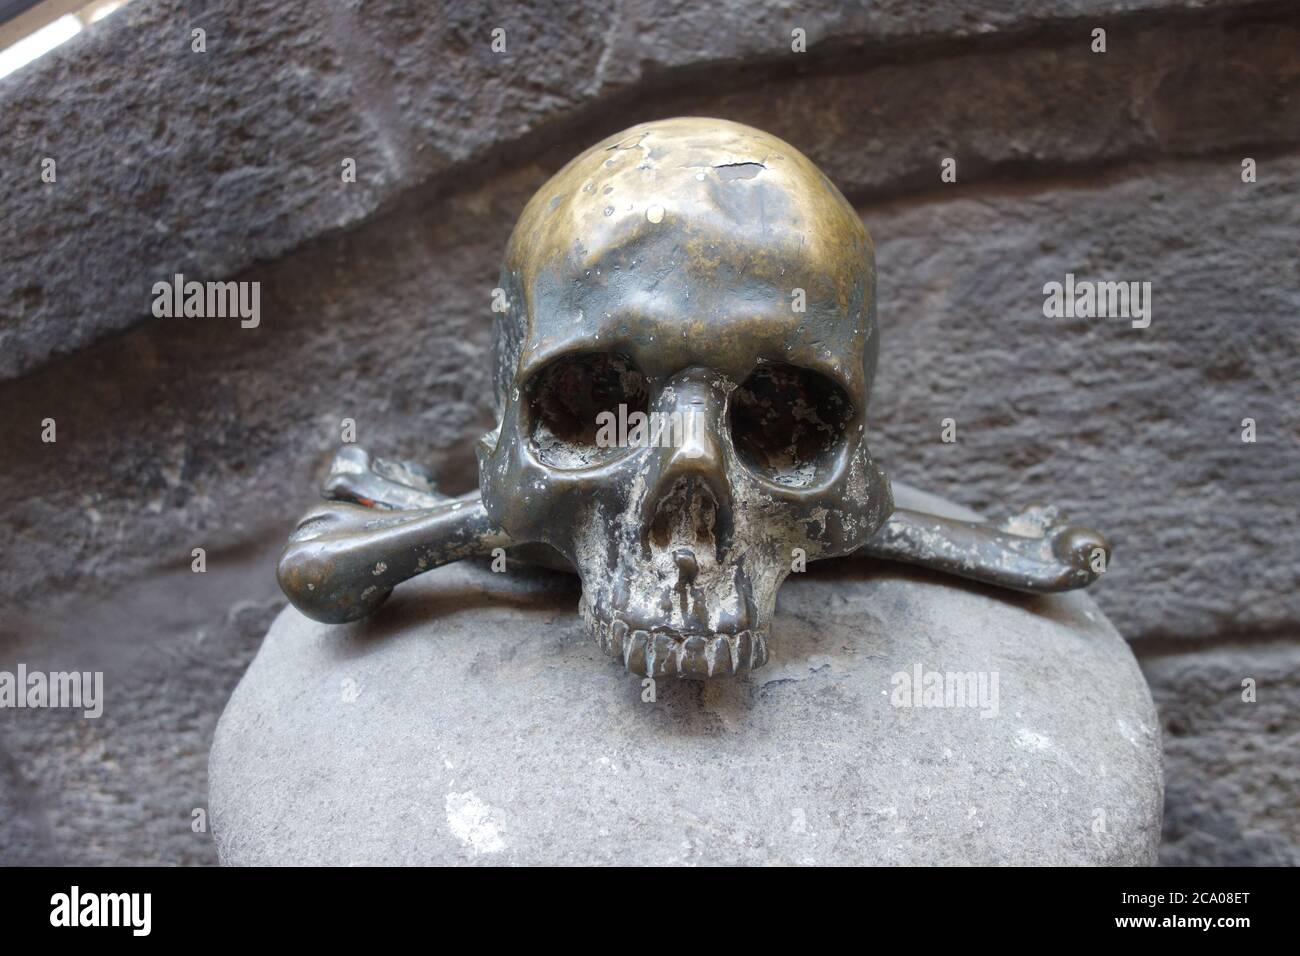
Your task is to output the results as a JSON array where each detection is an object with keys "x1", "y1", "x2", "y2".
[
  {"x1": 479, "y1": 119, "x2": 891, "y2": 677},
  {"x1": 278, "y1": 118, "x2": 1109, "y2": 680}
]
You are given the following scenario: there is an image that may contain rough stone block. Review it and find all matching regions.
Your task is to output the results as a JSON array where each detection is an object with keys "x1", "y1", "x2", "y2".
[{"x1": 1143, "y1": 643, "x2": 1300, "y2": 865}]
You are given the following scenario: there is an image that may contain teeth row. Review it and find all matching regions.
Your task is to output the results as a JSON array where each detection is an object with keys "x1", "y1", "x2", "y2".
[{"x1": 580, "y1": 605, "x2": 767, "y2": 679}]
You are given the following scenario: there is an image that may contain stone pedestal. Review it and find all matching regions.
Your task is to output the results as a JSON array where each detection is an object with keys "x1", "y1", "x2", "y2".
[{"x1": 210, "y1": 490, "x2": 1162, "y2": 865}]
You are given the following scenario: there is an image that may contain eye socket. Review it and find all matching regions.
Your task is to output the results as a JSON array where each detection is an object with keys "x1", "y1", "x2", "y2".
[
  {"x1": 525, "y1": 353, "x2": 648, "y2": 468},
  {"x1": 729, "y1": 364, "x2": 854, "y2": 487}
]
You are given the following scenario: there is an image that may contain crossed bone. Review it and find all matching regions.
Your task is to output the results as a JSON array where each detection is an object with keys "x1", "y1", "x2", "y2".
[{"x1": 278, "y1": 446, "x2": 1109, "y2": 626}]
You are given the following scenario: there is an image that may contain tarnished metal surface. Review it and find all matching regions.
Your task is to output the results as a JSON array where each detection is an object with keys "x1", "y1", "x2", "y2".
[{"x1": 278, "y1": 117, "x2": 1109, "y2": 677}]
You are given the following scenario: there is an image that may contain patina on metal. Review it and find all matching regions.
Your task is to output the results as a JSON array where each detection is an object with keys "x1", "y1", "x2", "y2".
[{"x1": 278, "y1": 117, "x2": 1110, "y2": 679}]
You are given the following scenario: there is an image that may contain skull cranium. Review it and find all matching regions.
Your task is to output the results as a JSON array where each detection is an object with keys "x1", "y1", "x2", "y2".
[{"x1": 477, "y1": 118, "x2": 893, "y2": 678}]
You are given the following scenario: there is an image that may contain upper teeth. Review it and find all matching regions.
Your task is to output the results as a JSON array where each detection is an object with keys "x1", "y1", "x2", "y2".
[{"x1": 579, "y1": 598, "x2": 767, "y2": 679}]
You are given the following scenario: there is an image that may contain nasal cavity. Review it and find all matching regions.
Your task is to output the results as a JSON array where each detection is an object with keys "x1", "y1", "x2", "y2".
[
  {"x1": 672, "y1": 548, "x2": 700, "y2": 587},
  {"x1": 648, "y1": 477, "x2": 719, "y2": 556}
]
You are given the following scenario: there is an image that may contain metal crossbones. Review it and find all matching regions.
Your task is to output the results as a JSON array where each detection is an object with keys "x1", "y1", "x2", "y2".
[{"x1": 278, "y1": 118, "x2": 1109, "y2": 680}]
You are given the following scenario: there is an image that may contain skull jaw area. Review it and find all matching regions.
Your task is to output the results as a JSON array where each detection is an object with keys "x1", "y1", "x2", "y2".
[
  {"x1": 578, "y1": 593, "x2": 769, "y2": 679},
  {"x1": 571, "y1": 476, "x2": 779, "y2": 680},
  {"x1": 480, "y1": 435, "x2": 891, "y2": 681}
]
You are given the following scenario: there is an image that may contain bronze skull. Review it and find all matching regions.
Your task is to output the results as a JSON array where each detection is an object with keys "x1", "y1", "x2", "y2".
[{"x1": 277, "y1": 118, "x2": 1109, "y2": 680}]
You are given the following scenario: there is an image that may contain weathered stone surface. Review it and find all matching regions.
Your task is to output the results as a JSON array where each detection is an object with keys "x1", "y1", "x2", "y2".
[
  {"x1": 0, "y1": 535, "x2": 284, "y2": 866},
  {"x1": 868, "y1": 155, "x2": 1300, "y2": 647},
  {"x1": 210, "y1": 487, "x2": 1162, "y2": 866},
  {"x1": 2, "y1": 0, "x2": 1293, "y2": 379},
  {"x1": 0, "y1": 0, "x2": 393, "y2": 380},
  {"x1": 1141, "y1": 643, "x2": 1300, "y2": 865}
]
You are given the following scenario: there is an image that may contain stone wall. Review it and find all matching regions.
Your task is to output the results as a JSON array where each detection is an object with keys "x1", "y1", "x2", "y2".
[{"x1": 1, "y1": 0, "x2": 1296, "y2": 864}]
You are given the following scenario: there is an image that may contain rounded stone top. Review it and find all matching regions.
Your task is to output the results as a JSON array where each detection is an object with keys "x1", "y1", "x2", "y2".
[{"x1": 210, "y1": 486, "x2": 1162, "y2": 865}]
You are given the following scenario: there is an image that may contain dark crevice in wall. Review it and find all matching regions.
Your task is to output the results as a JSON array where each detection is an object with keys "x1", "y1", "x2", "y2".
[
  {"x1": 1132, "y1": 627, "x2": 1300, "y2": 660},
  {"x1": 856, "y1": 139, "x2": 1300, "y2": 214}
]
